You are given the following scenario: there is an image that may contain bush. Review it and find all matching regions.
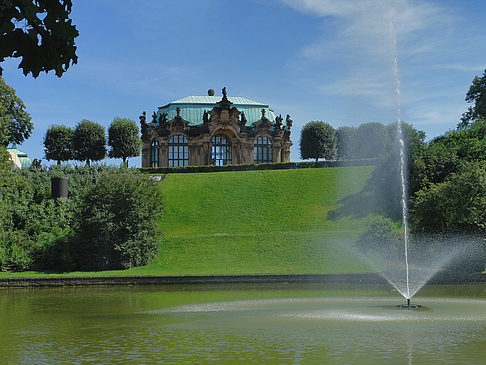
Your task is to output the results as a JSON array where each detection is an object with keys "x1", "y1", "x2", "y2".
[
  {"x1": 356, "y1": 216, "x2": 402, "y2": 256},
  {"x1": 72, "y1": 172, "x2": 163, "y2": 270}
]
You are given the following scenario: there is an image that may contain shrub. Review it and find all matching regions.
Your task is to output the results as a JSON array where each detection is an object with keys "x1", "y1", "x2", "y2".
[
  {"x1": 356, "y1": 216, "x2": 402, "y2": 256},
  {"x1": 72, "y1": 172, "x2": 163, "y2": 270}
]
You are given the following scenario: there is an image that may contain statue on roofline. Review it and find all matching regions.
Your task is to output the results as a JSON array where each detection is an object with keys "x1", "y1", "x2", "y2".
[
  {"x1": 240, "y1": 111, "x2": 247, "y2": 126},
  {"x1": 285, "y1": 114, "x2": 293, "y2": 129},
  {"x1": 139, "y1": 111, "x2": 148, "y2": 136},
  {"x1": 275, "y1": 114, "x2": 283, "y2": 129},
  {"x1": 159, "y1": 112, "x2": 168, "y2": 126}
]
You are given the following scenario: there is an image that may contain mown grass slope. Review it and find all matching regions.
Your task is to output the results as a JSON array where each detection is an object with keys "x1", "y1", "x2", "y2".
[
  {"x1": 128, "y1": 166, "x2": 376, "y2": 275},
  {"x1": 1, "y1": 166, "x2": 376, "y2": 277}
]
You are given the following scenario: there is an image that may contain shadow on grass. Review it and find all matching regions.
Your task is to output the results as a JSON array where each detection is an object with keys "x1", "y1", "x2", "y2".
[{"x1": 327, "y1": 155, "x2": 402, "y2": 221}]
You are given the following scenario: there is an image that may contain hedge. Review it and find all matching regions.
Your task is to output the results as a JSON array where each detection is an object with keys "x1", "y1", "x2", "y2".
[{"x1": 139, "y1": 159, "x2": 378, "y2": 175}]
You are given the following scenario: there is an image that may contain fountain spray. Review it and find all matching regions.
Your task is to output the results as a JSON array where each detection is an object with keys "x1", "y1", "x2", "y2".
[{"x1": 391, "y1": 22, "x2": 419, "y2": 309}]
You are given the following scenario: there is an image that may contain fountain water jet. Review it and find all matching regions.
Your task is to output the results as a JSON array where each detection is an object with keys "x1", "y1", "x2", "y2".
[{"x1": 391, "y1": 21, "x2": 416, "y2": 306}]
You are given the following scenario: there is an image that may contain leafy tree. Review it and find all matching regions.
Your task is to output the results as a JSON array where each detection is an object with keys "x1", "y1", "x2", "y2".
[
  {"x1": 73, "y1": 120, "x2": 106, "y2": 166},
  {"x1": 460, "y1": 69, "x2": 486, "y2": 128},
  {"x1": 300, "y1": 121, "x2": 337, "y2": 162},
  {"x1": 108, "y1": 117, "x2": 140, "y2": 167},
  {"x1": 336, "y1": 126, "x2": 358, "y2": 159},
  {"x1": 44, "y1": 125, "x2": 74, "y2": 166},
  {"x1": 411, "y1": 161, "x2": 486, "y2": 234},
  {"x1": 0, "y1": 76, "x2": 33, "y2": 146},
  {"x1": 72, "y1": 173, "x2": 163, "y2": 270},
  {"x1": 355, "y1": 122, "x2": 388, "y2": 158},
  {"x1": 0, "y1": 0, "x2": 78, "y2": 77}
]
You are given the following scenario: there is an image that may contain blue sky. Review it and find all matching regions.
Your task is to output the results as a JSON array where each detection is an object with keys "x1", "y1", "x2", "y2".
[{"x1": 3, "y1": 0, "x2": 486, "y2": 167}]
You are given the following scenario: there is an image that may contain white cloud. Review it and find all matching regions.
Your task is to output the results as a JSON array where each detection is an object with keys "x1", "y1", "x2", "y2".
[{"x1": 281, "y1": 0, "x2": 452, "y2": 111}]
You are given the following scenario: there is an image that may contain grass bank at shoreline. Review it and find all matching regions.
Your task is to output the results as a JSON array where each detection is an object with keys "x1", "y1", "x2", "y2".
[{"x1": 1, "y1": 166, "x2": 378, "y2": 279}]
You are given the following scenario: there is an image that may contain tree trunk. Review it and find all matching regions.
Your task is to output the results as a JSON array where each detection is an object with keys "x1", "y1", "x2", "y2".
[
  {"x1": 57, "y1": 160, "x2": 61, "y2": 166},
  {"x1": 123, "y1": 157, "x2": 128, "y2": 168},
  {"x1": 315, "y1": 157, "x2": 319, "y2": 162},
  {"x1": 86, "y1": 159, "x2": 90, "y2": 167}
]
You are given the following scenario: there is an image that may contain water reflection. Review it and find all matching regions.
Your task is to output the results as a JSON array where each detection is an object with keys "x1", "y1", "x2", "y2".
[{"x1": 1, "y1": 283, "x2": 486, "y2": 363}]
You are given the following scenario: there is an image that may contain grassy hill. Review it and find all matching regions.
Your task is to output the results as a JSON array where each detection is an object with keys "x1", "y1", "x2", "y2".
[
  {"x1": 0, "y1": 166, "x2": 377, "y2": 278},
  {"x1": 128, "y1": 166, "x2": 376, "y2": 275}
]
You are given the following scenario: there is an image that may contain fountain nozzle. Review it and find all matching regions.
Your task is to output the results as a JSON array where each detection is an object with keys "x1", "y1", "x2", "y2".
[{"x1": 397, "y1": 298, "x2": 421, "y2": 309}]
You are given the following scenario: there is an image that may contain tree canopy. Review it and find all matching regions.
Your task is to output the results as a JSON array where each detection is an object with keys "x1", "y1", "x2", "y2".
[
  {"x1": 73, "y1": 120, "x2": 106, "y2": 166},
  {"x1": 0, "y1": 0, "x2": 79, "y2": 77},
  {"x1": 460, "y1": 69, "x2": 486, "y2": 128},
  {"x1": 108, "y1": 117, "x2": 140, "y2": 167},
  {"x1": 0, "y1": 76, "x2": 33, "y2": 146},
  {"x1": 44, "y1": 124, "x2": 74, "y2": 165},
  {"x1": 300, "y1": 121, "x2": 337, "y2": 162}
]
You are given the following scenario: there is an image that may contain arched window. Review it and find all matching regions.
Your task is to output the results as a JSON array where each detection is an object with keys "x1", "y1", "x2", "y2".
[
  {"x1": 150, "y1": 139, "x2": 159, "y2": 167},
  {"x1": 254, "y1": 136, "x2": 273, "y2": 164},
  {"x1": 168, "y1": 135, "x2": 189, "y2": 167},
  {"x1": 211, "y1": 134, "x2": 232, "y2": 165}
]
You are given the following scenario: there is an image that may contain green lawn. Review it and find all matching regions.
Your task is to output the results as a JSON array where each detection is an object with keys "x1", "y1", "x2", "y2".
[{"x1": 1, "y1": 166, "x2": 377, "y2": 278}]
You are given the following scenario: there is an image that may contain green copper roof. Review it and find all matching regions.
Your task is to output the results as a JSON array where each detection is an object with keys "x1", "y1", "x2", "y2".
[
  {"x1": 7, "y1": 144, "x2": 32, "y2": 169},
  {"x1": 155, "y1": 95, "x2": 276, "y2": 126}
]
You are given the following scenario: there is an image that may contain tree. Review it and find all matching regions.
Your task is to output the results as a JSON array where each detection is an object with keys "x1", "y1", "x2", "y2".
[
  {"x1": 0, "y1": 0, "x2": 78, "y2": 77},
  {"x1": 411, "y1": 161, "x2": 486, "y2": 234},
  {"x1": 336, "y1": 126, "x2": 358, "y2": 159},
  {"x1": 73, "y1": 120, "x2": 106, "y2": 166},
  {"x1": 300, "y1": 121, "x2": 337, "y2": 162},
  {"x1": 72, "y1": 173, "x2": 163, "y2": 270},
  {"x1": 355, "y1": 122, "x2": 388, "y2": 159},
  {"x1": 0, "y1": 76, "x2": 33, "y2": 146},
  {"x1": 460, "y1": 69, "x2": 486, "y2": 128},
  {"x1": 108, "y1": 117, "x2": 140, "y2": 167},
  {"x1": 44, "y1": 125, "x2": 74, "y2": 166}
]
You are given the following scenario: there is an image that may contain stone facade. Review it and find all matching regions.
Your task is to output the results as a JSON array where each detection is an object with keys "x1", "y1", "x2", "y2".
[{"x1": 140, "y1": 89, "x2": 292, "y2": 167}]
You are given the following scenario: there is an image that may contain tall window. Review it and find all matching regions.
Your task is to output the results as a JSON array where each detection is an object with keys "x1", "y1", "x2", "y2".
[
  {"x1": 150, "y1": 139, "x2": 159, "y2": 167},
  {"x1": 254, "y1": 136, "x2": 273, "y2": 164},
  {"x1": 211, "y1": 134, "x2": 232, "y2": 165},
  {"x1": 168, "y1": 135, "x2": 189, "y2": 167}
]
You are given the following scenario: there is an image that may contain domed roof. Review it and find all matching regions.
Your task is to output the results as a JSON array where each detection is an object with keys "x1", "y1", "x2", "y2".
[
  {"x1": 154, "y1": 94, "x2": 277, "y2": 126},
  {"x1": 7, "y1": 143, "x2": 32, "y2": 169}
]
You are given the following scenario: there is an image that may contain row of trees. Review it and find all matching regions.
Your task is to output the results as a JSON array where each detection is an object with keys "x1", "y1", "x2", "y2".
[
  {"x1": 44, "y1": 118, "x2": 140, "y2": 167},
  {"x1": 300, "y1": 120, "x2": 401, "y2": 161}
]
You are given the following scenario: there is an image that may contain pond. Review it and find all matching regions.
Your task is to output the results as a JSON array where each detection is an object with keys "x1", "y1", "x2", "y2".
[{"x1": 1, "y1": 282, "x2": 486, "y2": 364}]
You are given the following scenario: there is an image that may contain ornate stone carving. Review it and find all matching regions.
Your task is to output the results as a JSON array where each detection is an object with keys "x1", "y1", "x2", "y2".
[
  {"x1": 286, "y1": 114, "x2": 293, "y2": 129},
  {"x1": 140, "y1": 111, "x2": 149, "y2": 141},
  {"x1": 141, "y1": 90, "x2": 293, "y2": 167},
  {"x1": 159, "y1": 112, "x2": 168, "y2": 126},
  {"x1": 240, "y1": 112, "x2": 247, "y2": 126},
  {"x1": 275, "y1": 114, "x2": 283, "y2": 129}
]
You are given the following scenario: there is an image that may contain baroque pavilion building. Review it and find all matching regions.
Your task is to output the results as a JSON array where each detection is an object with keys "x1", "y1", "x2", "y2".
[{"x1": 140, "y1": 88, "x2": 293, "y2": 167}]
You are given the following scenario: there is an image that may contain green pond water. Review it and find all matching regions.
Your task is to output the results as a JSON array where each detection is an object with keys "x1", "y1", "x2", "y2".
[{"x1": 2, "y1": 282, "x2": 486, "y2": 364}]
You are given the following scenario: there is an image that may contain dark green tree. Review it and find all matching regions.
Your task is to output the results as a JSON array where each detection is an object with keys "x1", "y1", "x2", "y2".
[
  {"x1": 73, "y1": 120, "x2": 106, "y2": 166},
  {"x1": 355, "y1": 122, "x2": 388, "y2": 158},
  {"x1": 0, "y1": 76, "x2": 33, "y2": 146},
  {"x1": 73, "y1": 173, "x2": 163, "y2": 270},
  {"x1": 108, "y1": 117, "x2": 140, "y2": 167},
  {"x1": 300, "y1": 121, "x2": 337, "y2": 162},
  {"x1": 411, "y1": 161, "x2": 486, "y2": 234},
  {"x1": 460, "y1": 69, "x2": 486, "y2": 128},
  {"x1": 336, "y1": 126, "x2": 358, "y2": 159},
  {"x1": 0, "y1": 0, "x2": 78, "y2": 77},
  {"x1": 43, "y1": 125, "x2": 74, "y2": 166}
]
